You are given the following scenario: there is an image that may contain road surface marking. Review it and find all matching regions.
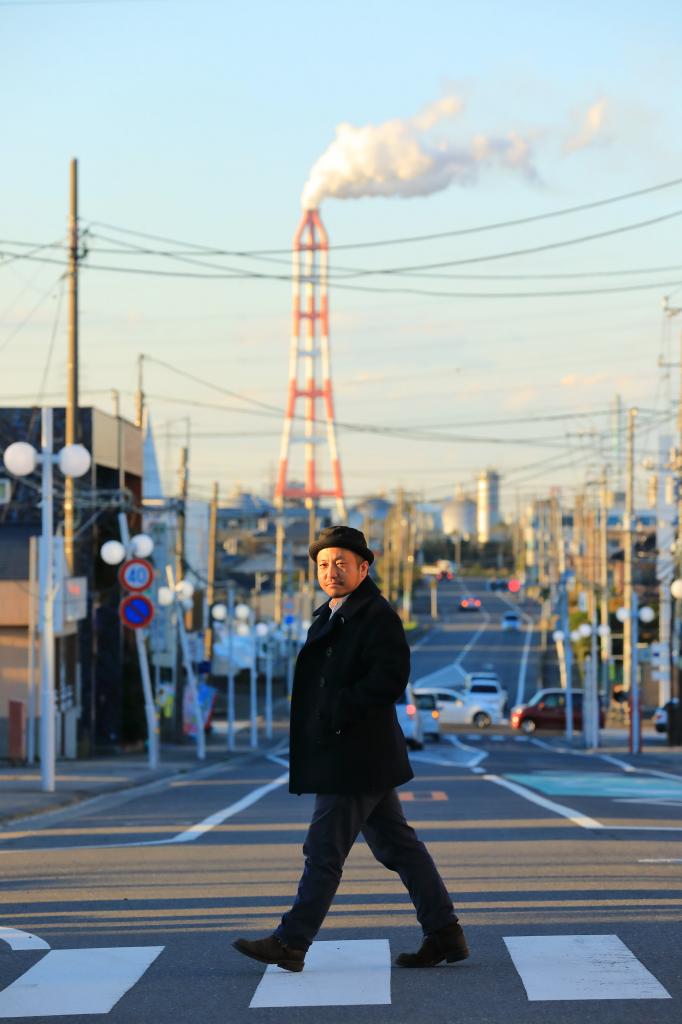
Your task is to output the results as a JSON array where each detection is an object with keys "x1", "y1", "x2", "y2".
[
  {"x1": 445, "y1": 734, "x2": 488, "y2": 767},
  {"x1": 483, "y1": 775, "x2": 603, "y2": 829},
  {"x1": 250, "y1": 939, "x2": 390, "y2": 1008},
  {"x1": 399, "y1": 791, "x2": 447, "y2": 802},
  {"x1": 505, "y1": 771, "x2": 682, "y2": 800},
  {"x1": 504, "y1": 934, "x2": 670, "y2": 1001},
  {"x1": 0, "y1": 927, "x2": 49, "y2": 951},
  {"x1": 471, "y1": 766, "x2": 486, "y2": 774},
  {"x1": 638, "y1": 858, "x2": 682, "y2": 863},
  {"x1": 0, "y1": 946, "x2": 164, "y2": 1018},
  {"x1": 0, "y1": 771, "x2": 290, "y2": 854},
  {"x1": 491, "y1": 735, "x2": 504, "y2": 741}
]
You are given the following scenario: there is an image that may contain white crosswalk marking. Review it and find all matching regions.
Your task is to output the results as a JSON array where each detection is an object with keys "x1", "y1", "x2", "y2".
[
  {"x1": 250, "y1": 939, "x2": 391, "y2": 1008},
  {"x1": 504, "y1": 935, "x2": 671, "y2": 1001},
  {"x1": 0, "y1": 946, "x2": 164, "y2": 1018},
  {"x1": 0, "y1": 928, "x2": 49, "y2": 952}
]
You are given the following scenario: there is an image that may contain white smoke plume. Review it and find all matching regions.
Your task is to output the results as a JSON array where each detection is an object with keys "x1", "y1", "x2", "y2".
[
  {"x1": 564, "y1": 99, "x2": 608, "y2": 153},
  {"x1": 301, "y1": 96, "x2": 536, "y2": 210}
]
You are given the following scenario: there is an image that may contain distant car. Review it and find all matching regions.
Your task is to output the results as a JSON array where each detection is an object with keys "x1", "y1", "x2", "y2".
[
  {"x1": 510, "y1": 688, "x2": 606, "y2": 734},
  {"x1": 413, "y1": 685, "x2": 501, "y2": 729},
  {"x1": 413, "y1": 691, "x2": 441, "y2": 741},
  {"x1": 395, "y1": 685, "x2": 424, "y2": 749},
  {"x1": 459, "y1": 596, "x2": 481, "y2": 611},
  {"x1": 464, "y1": 673, "x2": 508, "y2": 716},
  {"x1": 501, "y1": 610, "x2": 522, "y2": 632},
  {"x1": 488, "y1": 579, "x2": 508, "y2": 592},
  {"x1": 652, "y1": 700, "x2": 680, "y2": 733}
]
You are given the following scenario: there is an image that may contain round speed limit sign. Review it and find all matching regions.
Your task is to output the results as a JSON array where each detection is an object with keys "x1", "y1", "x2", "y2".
[{"x1": 118, "y1": 558, "x2": 154, "y2": 593}]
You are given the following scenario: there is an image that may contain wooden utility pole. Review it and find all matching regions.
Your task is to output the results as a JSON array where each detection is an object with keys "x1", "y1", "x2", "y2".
[
  {"x1": 382, "y1": 510, "x2": 392, "y2": 599},
  {"x1": 204, "y1": 482, "x2": 219, "y2": 661},
  {"x1": 135, "y1": 354, "x2": 145, "y2": 429},
  {"x1": 64, "y1": 157, "x2": 79, "y2": 573},
  {"x1": 175, "y1": 446, "x2": 188, "y2": 583},
  {"x1": 274, "y1": 508, "x2": 285, "y2": 623}
]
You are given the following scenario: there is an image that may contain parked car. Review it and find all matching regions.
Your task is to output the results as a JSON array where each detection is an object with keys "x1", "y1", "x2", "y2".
[
  {"x1": 458, "y1": 596, "x2": 482, "y2": 611},
  {"x1": 501, "y1": 610, "x2": 522, "y2": 632},
  {"x1": 395, "y1": 685, "x2": 424, "y2": 749},
  {"x1": 412, "y1": 685, "x2": 501, "y2": 729},
  {"x1": 463, "y1": 673, "x2": 508, "y2": 716},
  {"x1": 413, "y1": 691, "x2": 441, "y2": 741},
  {"x1": 652, "y1": 699, "x2": 680, "y2": 734},
  {"x1": 510, "y1": 688, "x2": 606, "y2": 734}
]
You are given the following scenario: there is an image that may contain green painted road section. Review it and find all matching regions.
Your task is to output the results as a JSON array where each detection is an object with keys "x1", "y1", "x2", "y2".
[{"x1": 505, "y1": 771, "x2": 682, "y2": 799}]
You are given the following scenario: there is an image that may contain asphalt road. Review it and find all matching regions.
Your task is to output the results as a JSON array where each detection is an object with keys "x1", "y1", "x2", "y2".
[
  {"x1": 411, "y1": 577, "x2": 541, "y2": 707},
  {"x1": 1, "y1": 592, "x2": 680, "y2": 1023}
]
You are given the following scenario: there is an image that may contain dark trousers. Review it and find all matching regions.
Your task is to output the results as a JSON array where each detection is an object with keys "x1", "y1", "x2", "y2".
[{"x1": 274, "y1": 789, "x2": 457, "y2": 950}]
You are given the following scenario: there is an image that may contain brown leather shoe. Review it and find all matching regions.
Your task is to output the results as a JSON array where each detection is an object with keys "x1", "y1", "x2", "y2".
[
  {"x1": 395, "y1": 922, "x2": 469, "y2": 968},
  {"x1": 233, "y1": 933, "x2": 306, "y2": 973}
]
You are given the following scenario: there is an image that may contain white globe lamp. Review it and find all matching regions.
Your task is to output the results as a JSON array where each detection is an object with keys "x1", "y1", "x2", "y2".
[
  {"x1": 578, "y1": 623, "x2": 592, "y2": 639},
  {"x1": 234, "y1": 603, "x2": 250, "y2": 622},
  {"x1": 552, "y1": 629, "x2": 565, "y2": 643},
  {"x1": 100, "y1": 539, "x2": 126, "y2": 565},
  {"x1": 211, "y1": 603, "x2": 227, "y2": 622},
  {"x1": 175, "y1": 579, "x2": 194, "y2": 603},
  {"x1": 570, "y1": 629, "x2": 581, "y2": 642},
  {"x1": 58, "y1": 444, "x2": 91, "y2": 478},
  {"x1": 597, "y1": 624, "x2": 611, "y2": 638},
  {"x1": 3, "y1": 441, "x2": 38, "y2": 477},
  {"x1": 616, "y1": 607, "x2": 629, "y2": 623},
  {"x1": 672, "y1": 579, "x2": 682, "y2": 601},
  {"x1": 255, "y1": 622, "x2": 269, "y2": 637},
  {"x1": 130, "y1": 533, "x2": 154, "y2": 558},
  {"x1": 639, "y1": 605, "x2": 655, "y2": 623},
  {"x1": 157, "y1": 586, "x2": 175, "y2": 607}
]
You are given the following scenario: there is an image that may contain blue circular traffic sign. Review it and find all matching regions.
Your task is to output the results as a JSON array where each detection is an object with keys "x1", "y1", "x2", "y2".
[{"x1": 119, "y1": 593, "x2": 155, "y2": 630}]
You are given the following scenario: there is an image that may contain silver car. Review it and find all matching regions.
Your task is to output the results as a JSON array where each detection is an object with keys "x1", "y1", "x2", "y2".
[{"x1": 395, "y1": 685, "x2": 424, "y2": 749}]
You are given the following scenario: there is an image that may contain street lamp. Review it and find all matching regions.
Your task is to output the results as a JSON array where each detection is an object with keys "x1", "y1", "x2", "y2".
[
  {"x1": 616, "y1": 601, "x2": 655, "y2": 754},
  {"x1": 3, "y1": 408, "x2": 91, "y2": 793}
]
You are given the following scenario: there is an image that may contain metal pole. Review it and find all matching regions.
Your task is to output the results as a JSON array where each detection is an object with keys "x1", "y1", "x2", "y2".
[
  {"x1": 226, "y1": 582, "x2": 235, "y2": 751},
  {"x1": 630, "y1": 592, "x2": 641, "y2": 754},
  {"x1": 249, "y1": 607, "x2": 258, "y2": 749},
  {"x1": 166, "y1": 565, "x2": 205, "y2": 760},
  {"x1": 624, "y1": 409, "x2": 636, "y2": 729},
  {"x1": 40, "y1": 408, "x2": 56, "y2": 792},
  {"x1": 599, "y1": 467, "x2": 611, "y2": 698},
  {"x1": 561, "y1": 582, "x2": 574, "y2": 742},
  {"x1": 429, "y1": 577, "x2": 438, "y2": 619},
  {"x1": 135, "y1": 353, "x2": 145, "y2": 429},
  {"x1": 204, "y1": 481, "x2": 218, "y2": 662},
  {"x1": 274, "y1": 512, "x2": 285, "y2": 624},
  {"x1": 118, "y1": 513, "x2": 159, "y2": 768},
  {"x1": 64, "y1": 158, "x2": 78, "y2": 573},
  {"x1": 27, "y1": 535, "x2": 38, "y2": 765},
  {"x1": 265, "y1": 637, "x2": 273, "y2": 740}
]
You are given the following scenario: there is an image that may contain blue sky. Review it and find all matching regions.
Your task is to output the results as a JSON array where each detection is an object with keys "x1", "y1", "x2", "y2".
[{"x1": 2, "y1": 0, "x2": 682, "y2": 510}]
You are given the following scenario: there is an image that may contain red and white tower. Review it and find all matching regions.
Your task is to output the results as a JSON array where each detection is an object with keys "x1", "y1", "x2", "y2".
[{"x1": 275, "y1": 208, "x2": 346, "y2": 520}]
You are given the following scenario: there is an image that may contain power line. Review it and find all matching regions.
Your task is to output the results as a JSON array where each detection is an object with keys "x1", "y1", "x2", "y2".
[{"x1": 89, "y1": 174, "x2": 682, "y2": 253}]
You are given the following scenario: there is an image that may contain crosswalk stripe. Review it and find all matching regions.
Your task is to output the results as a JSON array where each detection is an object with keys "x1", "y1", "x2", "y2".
[
  {"x1": 0, "y1": 946, "x2": 164, "y2": 1018},
  {"x1": 250, "y1": 940, "x2": 391, "y2": 1008},
  {"x1": 0, "y1": 927, "x2": 49, "y2": 951},
  {"x1": 504, "y1": 935, "x2": 670, "y2": 1001}
]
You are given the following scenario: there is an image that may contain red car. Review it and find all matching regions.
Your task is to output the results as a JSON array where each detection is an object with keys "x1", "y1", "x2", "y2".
[{"x1": 510, "y1": 688, "x2": 605, "y2": 734}]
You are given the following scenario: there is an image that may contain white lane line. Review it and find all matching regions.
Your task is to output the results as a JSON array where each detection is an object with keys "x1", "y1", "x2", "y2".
[
  {"x1": 412, "y1": 613, "x2": 490, "y2": 687},
  {"x1": 1, "y1": 772, "x2": 290, "y2": 854},
  {"x1": 504, "y1": 934, "x2": 670, "y2": 1001},
  {"x1": 515, "y1": 622, "x2": 534, "y2": 708},
  {"x1": 0, "y1": 926, "x2": 49, "y2": 951},
  {"x1": 250, "y1": 940, "x2": 390, "y2": 1008},
  {"x1": 471, "y1": 766, "x2": 486, "y2": 774},
  {"x1": 530, "y1": 737, "x2": 682, "y2": 781},
  {"x1": 0, "y1": 946, "x2": 164, "y2": 1018},
  {"x1": 445, "y1": 734, "x2": 488, "y2": 768},
  {"x1": 483, "y1": 774, "x2": 603, "y2": 829},
  {"x1": 638, "y1": 858, "x2": 682, "y2": 863},
  {"x1": 169, "y1": 771, "x2": 289, "y2": 843}
]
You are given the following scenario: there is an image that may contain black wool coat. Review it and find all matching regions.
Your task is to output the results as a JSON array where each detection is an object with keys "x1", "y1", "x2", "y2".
[{"x1": 288, "y1": 575, "x2": 414, "y2": 795}]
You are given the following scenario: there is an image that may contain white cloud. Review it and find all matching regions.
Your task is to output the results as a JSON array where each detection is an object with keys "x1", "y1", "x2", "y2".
[{"x1": 564, "y1": 99, "x2": 609, "y2": 153}]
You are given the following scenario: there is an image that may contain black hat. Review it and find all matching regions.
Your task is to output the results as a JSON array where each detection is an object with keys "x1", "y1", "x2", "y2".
[{"x1": 309, "y1": 525, "x2": 374, "y2": 565}]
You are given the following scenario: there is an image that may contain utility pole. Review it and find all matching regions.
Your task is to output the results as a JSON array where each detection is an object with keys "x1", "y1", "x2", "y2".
[
  {"x1": 599, "y1": 467, "x2": 611, "y2": 697},
  {"x1": 175, "y1": 446, "x2": 188, "y2": 583},
  {"x1": 135, "y1": 354, "x2": 145, "y2": 429},
  {"x1": 204, "y1": 482, "x2": 219, "y2": 662},
  {"x1": 111, "y1": 389, "x2": 124, "y2": 492},
  {"x1": 623, "y1": 409, "x2": 637, "y2": 717},
  {"x1": 382, "y1": 510, "x2": 392, "y2": 600},
  {"x1": 274, "y1": 508, "x2": 285, "y2": 623},
  {"x1": 64, "y1": 157, "x2": 79, "y2": 573}
]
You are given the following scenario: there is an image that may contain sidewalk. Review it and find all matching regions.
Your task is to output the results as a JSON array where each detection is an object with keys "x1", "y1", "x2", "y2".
[{"x1": 0, "y1": 721, "x2": 288, "y2": 828}]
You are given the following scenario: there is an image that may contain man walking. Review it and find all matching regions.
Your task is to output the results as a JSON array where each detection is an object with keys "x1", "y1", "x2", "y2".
[{"x1": 233, "y1": 525, "x2": 468, "y2": 972}]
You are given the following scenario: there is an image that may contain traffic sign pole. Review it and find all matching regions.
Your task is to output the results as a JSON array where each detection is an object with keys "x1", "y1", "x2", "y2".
[{"x1": 118, "y1": 512, "x2": 160, "y2": 770}]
